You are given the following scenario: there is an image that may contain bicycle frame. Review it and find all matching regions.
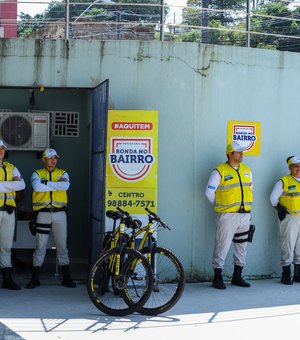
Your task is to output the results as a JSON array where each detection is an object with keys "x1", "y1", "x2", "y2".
[
  {"x1": 108, "y1": 221, "x2": 126, "y2": 276},
  {"x1": 131, "y1": 221, "x2": 156, "y2": 254},
  {"x1": 103, "y1": 211, "x2": 131, "y2": 277}
]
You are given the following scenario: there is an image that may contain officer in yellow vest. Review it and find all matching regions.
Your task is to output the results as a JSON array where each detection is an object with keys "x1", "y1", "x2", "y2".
[
  {"x1": 205, "y1": 142, "x2": 253, "y2": 289},
  {"x1": 27, "y1": 148, "x2": 76, "y2": 289},
  {"x1": 270, "y1": 155, "x2": 300, "y2": 285},
  {"x1": 0, "y1": 139, "x2": 25, "y2": 290}
]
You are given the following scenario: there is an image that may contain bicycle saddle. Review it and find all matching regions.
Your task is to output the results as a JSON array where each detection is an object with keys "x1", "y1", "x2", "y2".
[{"x1": 106, "y1": 210, "x2": 123, "y2": 220}]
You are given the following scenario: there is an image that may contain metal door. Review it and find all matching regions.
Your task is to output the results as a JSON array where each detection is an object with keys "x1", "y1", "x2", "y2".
[{"x1": 89, "y1": 79, "x2": 109, "y2": 267}]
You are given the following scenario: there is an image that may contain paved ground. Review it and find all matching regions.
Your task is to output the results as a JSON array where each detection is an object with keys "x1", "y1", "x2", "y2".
[{"x1": 1, "y1": 272, "x2": 300, "y2": 339}]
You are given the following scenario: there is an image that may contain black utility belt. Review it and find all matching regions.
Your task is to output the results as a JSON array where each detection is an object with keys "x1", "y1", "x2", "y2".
[
  {"x1": 39, "y1": 207, "x2": 67, "y2": 213},
  {"x1": 0, "y1": 205, "x2": 15, "y2": 214},
  {"x1": 237, "y1": 208, "x2": 250, "y2": 214}
]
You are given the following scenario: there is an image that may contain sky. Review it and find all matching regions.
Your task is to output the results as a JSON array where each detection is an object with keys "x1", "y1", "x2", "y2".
[{"x1": 17, "y1": 0, "x2": 188, "y2": 22}]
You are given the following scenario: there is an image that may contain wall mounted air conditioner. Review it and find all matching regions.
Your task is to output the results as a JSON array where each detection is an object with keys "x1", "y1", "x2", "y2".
[{"x1": 0, "y1": 112, "x2": 50, "y2": 151}]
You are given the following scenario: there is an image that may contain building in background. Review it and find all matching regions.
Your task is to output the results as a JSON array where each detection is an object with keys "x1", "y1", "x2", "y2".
[{"x1": 0, "y1": 0, "x2": 17, "y2": 38}]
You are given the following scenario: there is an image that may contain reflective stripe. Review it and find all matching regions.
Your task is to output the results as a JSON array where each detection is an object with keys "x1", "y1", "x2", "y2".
[
  {"x1": 36, "y1": 223, "x2": 52, "y2": 234},
  {"x1": 282, "y1": 192, "x2": 300, "y2": 197},
  {"x1": 218, "y1": 182, "x2": 251, "y2": 190},
  {"x1": 215, "y1": 201, "x2": 252, "y2": 208},
  {"x1": 33, "y1": 202, "x2": 51, "y2": 208},
  {"x1": 33, "y1": 201, "x2": 67, "y2": 208},
  {"x1": 290, "y1": 210, "x2": 300, "y2": 214}
]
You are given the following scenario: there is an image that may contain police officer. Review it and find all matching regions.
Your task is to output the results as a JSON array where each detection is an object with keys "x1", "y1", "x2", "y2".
[
  {"x1": 0, "y1": 139, "x2": 25, "y2": 290},
  {"x1": 205, "y1": 142, "x2": 253, "y2": 289},
  {"x1": 270, "y1": 156, "x2": 300, "y2": 285},
  {"x1": 27, "y1": 148, "x2": 76, "y2": 289}
]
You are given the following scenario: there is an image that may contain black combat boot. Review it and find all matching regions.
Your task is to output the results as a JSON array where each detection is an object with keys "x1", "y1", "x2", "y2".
[
  {"x1": 281, "y1": 265, "x2": 293, "y2": 285},
  {"x1": 26, "y1": 266, "x2": 41, "y2": 289},
  {"x1": 2, "y1": 268, "x2": 21, "y2": 290},
  {"x1": 61, "y1": 265, "x2": 76, "y2": 288},
  {"x1": 231, "y1": 265, "x2": 251, "y2": 287},
  {"x1": 294, "y1": 264, "x2": 300, "y2": 283},
  {"x1": 212, "y1": 268, "x2": 226, "y2": 289}
]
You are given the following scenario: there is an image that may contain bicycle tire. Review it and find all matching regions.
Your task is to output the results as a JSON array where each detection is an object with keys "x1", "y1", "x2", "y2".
[
  {"x1": 87, "y1": 247, "x2": 154, "y2": 316},
  {"x1": 137, "y1": 246, "x2": 186, "y2": 315}
]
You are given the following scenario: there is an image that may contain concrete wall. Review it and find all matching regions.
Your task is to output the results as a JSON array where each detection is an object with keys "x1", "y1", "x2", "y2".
[{"x1": 1, "y1": 38, "x2": 300, "y2": 280}]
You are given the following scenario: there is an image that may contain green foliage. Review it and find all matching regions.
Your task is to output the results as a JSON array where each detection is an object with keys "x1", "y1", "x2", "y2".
[
  {"x1": 256, "y1": 42, "x2": 277, "y2": 50},
  {"x1": 183, "y1": 0, "x2": 245, "y2": 27},
  {"x1": 156, "y1": 32, "x2": 181, "y2": 42},
  {"x1": 18, "y1": 12, "x2": 48, "y2": 37},
  {"x1": 18, "y1": 0, "x2": 166, "y2": 36},
  {"x1": 181, "y1": 1, "x2": 300, "y2": 52},
  {"x1": 182, "y1": 0, "x2": 201, "y2": 27},
  {"x1": 17, "y1": 0, "x2": 300, "y2": 53},
  {"x1": 250, "y1": 2, "x2": 300, "y2": 52},
  {"x1": 181, "y1": 29, "x2": 200, "y2": 42},
  {"x1": 209, "y1": 0, "x2": 245, "y2": 24}
]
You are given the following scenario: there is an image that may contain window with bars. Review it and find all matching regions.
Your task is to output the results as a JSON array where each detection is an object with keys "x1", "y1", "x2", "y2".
[{"x1": 51, "y1": 111, "x2": 79, "y2": 137}]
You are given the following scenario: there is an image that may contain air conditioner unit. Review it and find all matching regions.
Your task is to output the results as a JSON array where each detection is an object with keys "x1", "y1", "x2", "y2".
[{"x1": 0, "y1": 112, "x2": 50, "y2": 151}]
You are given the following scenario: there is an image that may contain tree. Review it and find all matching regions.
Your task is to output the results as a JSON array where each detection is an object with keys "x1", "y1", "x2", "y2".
[
  {"x1": 18, "y1": 12, "x2": 48, "y2": 37},
  {"x1": 209, "y1": 0, "x2": 245, "y2": 25},
  {"x1": 18, "y1": 0, "x2": 166, "y2": 37},
  {"x1": 181, "y1": 0, "x2": 246, "y2": 44},
  {"x1": 182, "y1": 0, "x2": 246, "y2": 27},
  {"x1": 250, "y1": 1, "x2": 300, "y2": 52}
]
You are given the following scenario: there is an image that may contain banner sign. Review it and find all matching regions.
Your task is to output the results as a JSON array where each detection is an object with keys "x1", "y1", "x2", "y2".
[
  {"x1": 227, "y1": 120, "x2": 261, "y2": 156},
  {"x1": 105, "y1": 110, "x2": 158, "y2": 220}
]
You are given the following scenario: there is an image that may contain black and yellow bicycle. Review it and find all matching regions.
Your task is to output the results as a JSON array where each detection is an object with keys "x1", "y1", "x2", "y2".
[
  {"x1": 87, "y1": 210, "x2": 154, "y2": 316},
  {"x1": 101, "y1": 207, "x2": 186, "y2": 315}
]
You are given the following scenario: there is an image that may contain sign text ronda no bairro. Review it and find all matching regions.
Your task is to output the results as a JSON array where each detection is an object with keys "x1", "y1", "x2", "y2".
[
  {"x1": 227, "y1": 120, "x2": 261, "y2": 156},
  {"x1": 105, "y1": 110, "x2": 158, "y2": 216}
]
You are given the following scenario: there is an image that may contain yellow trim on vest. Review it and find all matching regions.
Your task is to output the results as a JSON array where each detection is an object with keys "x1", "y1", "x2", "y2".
[
  {"x1": 279, "y1": 175, "x2": 300, "y2": 215},
  {"x1": 214, "y1": 162, "x2": 252, "y2": 213},
  {"x1": 32, "y1": 168, "x2": 68, "y2": 211},
  {"x1": 0, "y1": 162, "x2": 16, "y2": 207}
]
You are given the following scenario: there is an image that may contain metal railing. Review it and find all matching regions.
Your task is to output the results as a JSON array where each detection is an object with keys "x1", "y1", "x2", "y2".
[{"x1": 1, "y1": 1, "x2": 300, "y2": 52}]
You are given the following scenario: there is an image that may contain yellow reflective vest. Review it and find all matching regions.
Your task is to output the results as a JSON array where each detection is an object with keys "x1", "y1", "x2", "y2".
[
  {"x1": 214, "y1": 162, "x2": 253, "y2": 213},
  {"x1": 279, "y1": 175, "x2": 300, "y2": 215},
  {"x1": 0, "y1": 162, "x2": 16, "y2": 207},
  {"x1": 32, "y1": 168, "x2": 68, "y2": 211}
]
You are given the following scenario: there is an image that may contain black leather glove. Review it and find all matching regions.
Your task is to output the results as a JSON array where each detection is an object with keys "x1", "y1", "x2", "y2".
[{"x1": 277, "y1": 204, "x2": 287, "y2": 221}]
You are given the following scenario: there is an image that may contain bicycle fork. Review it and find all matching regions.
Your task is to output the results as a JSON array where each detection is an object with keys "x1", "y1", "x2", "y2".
[{"x1": 141, "y1": 227, "x2": 160, "y2": 293}]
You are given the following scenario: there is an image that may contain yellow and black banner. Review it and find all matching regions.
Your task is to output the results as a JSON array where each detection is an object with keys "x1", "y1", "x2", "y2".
[{"x1": 105, "y1": 110, "x2": 158, "y2": 220}]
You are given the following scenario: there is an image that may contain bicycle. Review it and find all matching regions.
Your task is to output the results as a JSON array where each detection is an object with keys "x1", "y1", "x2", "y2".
[
  {"x1": 115, "y1": 206, "x2": 186, "y2": 315},
  {"x1": 87, "y1": 210, "x2": 154, "y2": 316}
]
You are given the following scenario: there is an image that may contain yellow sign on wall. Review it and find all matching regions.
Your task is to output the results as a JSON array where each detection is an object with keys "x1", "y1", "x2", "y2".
[
  {"x1": 105, "y1": 110, "x2": 158, "y2": 215},
  {"x1": 227, "y1": 121, "x2": 261, "y2": 156}
]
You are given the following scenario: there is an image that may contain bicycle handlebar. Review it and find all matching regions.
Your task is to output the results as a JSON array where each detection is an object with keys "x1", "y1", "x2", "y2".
[
  {"x1": 116, "y1": 206, "x2": 130, "y2": 217},
  {"x1": 108, "y1": 207, "x2": 170, "y2": 230},
  {"x1": 145, "y1": 208, "x2": 170, "y2": 230},
  {"x1": 116, "y1": 207, "x2": 142, "y2": 230}
]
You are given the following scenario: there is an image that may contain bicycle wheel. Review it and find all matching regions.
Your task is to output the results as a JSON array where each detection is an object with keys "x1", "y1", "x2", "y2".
[
  {"x1": 87, "y1": 247, "x2": 154, "y2": 316},
  {"x1": 137, "y1": 246, "x2": 186, "y2": 315}
]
